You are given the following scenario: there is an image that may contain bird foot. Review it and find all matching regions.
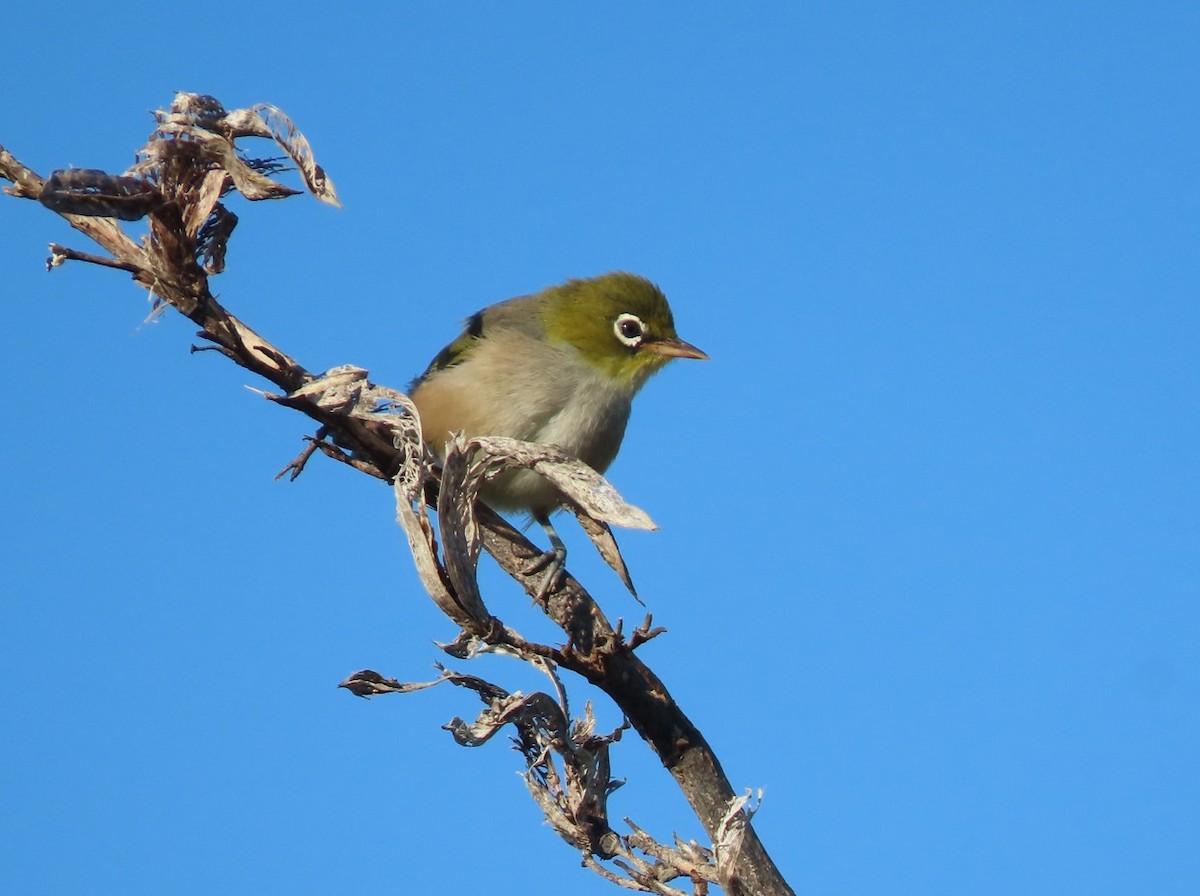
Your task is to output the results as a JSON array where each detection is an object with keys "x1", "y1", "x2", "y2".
[{"x1": 523, "y1": 545, "x2": 566, "y2": 603}]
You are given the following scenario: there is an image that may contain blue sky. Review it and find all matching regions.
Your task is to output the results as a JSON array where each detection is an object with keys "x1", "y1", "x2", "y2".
[{"x1": 2, "y1": 4, "x2": 1197, "y2": 894}]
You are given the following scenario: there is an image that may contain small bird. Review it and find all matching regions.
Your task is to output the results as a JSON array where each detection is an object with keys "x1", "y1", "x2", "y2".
[{"x1": 410, "y1": 271, "x2": 708, "y2": 591}]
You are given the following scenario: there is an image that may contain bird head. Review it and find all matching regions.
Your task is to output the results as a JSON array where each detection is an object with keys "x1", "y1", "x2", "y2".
[{"x1": 539, "y1": 272, "x2": 708, "y2": 388}]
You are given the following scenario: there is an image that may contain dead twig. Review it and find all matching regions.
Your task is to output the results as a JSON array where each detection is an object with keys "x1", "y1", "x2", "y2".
[{"x1": 0, "y1": 94, "x2": 793, "y2": 896}]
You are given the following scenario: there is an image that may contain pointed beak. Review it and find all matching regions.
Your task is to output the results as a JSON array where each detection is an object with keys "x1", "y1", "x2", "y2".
[{"x1": 645, "y1": 336, "x2": 709, "y2": 361}]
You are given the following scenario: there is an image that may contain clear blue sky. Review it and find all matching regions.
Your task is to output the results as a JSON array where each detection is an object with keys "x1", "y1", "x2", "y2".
[{"x1": 2, "y1": 4, "x2": 1196, "y2": 895}]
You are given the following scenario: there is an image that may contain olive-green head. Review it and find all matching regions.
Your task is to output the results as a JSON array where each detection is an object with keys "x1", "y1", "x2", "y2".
[{"x1": 539, "y1": 272, "x2": 708, "y2": 387}]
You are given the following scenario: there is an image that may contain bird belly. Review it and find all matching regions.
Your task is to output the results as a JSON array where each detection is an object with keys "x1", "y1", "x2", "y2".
[
  {"x1": 411, "y1": 334, "x2": 632, "y2": 517},
  {"x1": 483, "y1": 381, "x2": 631, "y2": 516}
]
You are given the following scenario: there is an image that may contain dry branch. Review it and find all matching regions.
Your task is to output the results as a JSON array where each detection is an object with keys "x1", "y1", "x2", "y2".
[{"x1": 0, "y1": 92, "x2": 793, "y2": 896}]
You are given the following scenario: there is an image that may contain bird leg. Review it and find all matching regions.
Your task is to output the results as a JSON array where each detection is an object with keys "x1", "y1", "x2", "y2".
[{"x1": 523, "y1": 513, "x2": 567, "y2": 602}]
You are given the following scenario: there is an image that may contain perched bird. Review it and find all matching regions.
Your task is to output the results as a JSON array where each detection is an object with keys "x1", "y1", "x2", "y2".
[{"x1": 410, "y1": 271, "x2": 708, "y2": 590}]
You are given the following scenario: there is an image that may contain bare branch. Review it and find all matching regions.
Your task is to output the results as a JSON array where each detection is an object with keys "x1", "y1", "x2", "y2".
[
  {"x1": 47, "y1": 243, "x2": 142, "y2": 275},
  {"x1": 0, "y1": 94, "x2": 794, "y2": 896}
]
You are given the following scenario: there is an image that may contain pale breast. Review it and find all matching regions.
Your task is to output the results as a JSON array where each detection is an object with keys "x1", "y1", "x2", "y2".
[{"x1": 411, "y1": 328, "x2": 635, "y2": 516}]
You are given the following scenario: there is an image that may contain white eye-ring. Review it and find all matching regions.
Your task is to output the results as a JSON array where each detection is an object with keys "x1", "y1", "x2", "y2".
[{"x1": 613, "y1": 313, "x2": 646, "y2": 348}]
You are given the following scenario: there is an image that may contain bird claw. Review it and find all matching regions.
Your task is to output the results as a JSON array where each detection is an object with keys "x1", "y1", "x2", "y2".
[
  {"x1": 522, "y1": 514, "x2": 570, "y2": 603},
  {"x1": 524, "y1": 545, "x2": 566, "y2": 603}
]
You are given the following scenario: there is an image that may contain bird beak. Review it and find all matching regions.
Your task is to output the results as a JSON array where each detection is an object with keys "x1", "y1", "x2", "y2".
[{"x1": 646, "y1": 336, "x2": 709, "y2": 361}]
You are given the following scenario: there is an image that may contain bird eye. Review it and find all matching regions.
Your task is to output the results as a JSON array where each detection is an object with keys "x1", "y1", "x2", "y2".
[{"x1": 614, "y1": 313, "x2": 645, "y2": 348}]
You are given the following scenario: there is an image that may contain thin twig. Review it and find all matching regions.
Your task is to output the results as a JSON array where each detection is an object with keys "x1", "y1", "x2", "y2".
[{"x1": 46, "y1": 243, "x2": 143, "y2": 274}]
